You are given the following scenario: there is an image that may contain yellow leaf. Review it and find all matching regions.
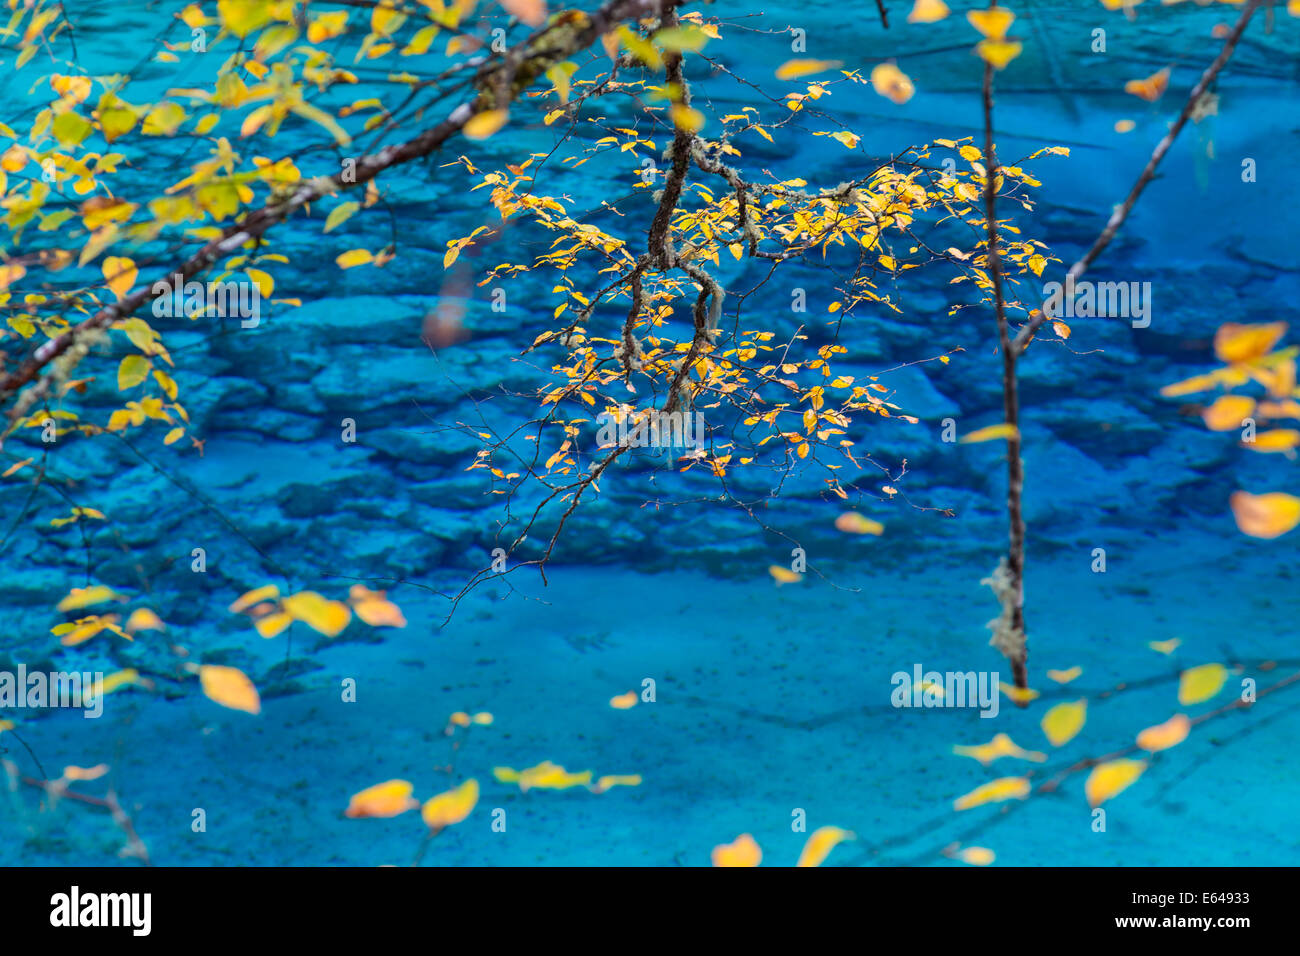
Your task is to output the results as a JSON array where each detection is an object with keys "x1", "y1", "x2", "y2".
[
  {"x1": 198, "y1": 664, "x2": 261, "y2": 715},
  {"x1": 282, "y1": 591, "x2": 351, "y2": 637},
  {"x1": 1229, "y1": 491, "x2": 1300, "y2": 539},
  {"x1": 1178, "y1": 663, "x2": 1228, "y2": 706},
  {"x1": 1215, "y1": 322, "x2": 1287, "y2": 363},
  {"x1": 1046, "y1": 666, "x2": 1082, "y2": 684},
  {"x1": 977, "y1": 39, "x2": 1023, "y2": 71},
  {"x1": 956, "y1": 846, "x2": 995, "y2": 866},
  {"x1": 1040, "y1": 699, "x2": 1086, "y2": 747},
  {"x1": 1124, "y1": 67, "x2": 1171, "y2": 103},
  {"x1": 768, "y1": 565, "x2": 801, "y2": 585},
  {"x1": 834, "y1": 512, "x2": 883, "y2": 535},
  {"x1": 324, "y1": 201, "x2": 359, "y2": 233},
  {"x1": 1136, "y1": 714, "x2": 1191, "y2": 753},
  {"x1": 217, "y1": 0, "x2": 272, "y2": 38},
  {"x1": 229, "y1": 584, "x2": 279, "y2": 613},
  {"x1": 102, "y1": 256, "x2": 137, "y2": 300},
  {"x1": 336, "y1": 249, "x2": 374, "y2": 269},
  {"x1": 952, "y1": 733, "x2": 1046, "y2": 766},
  {"x1": 870, "y1": 63, "x2": 914, "y2": 105},
  {"x1": 610, "y1": 690, "x2": 638, "y2": 710},
  {"x1": 125, "y1": 608, "x2": 166, "y2": 634},
  {"x1": 953, "y1": 776, "x2": 1030, "y2": 811},
  {"x1": 348, "y1": 584, "x2": 407, "y2": 627},
  {"x1": 1245, "y1": 429, "x2": 1300, "y2": 453},
  {"x1": 966, "y1": 7, "x2": 1015, "y2": 39},
  {"x1": 421, "y1": 779, "x2": 479, "y2": 829},
  {"x1": 775, "y1": 59, "x2": 842, "y2": 81},
  {"x1": 959, "y1": 422, "x2": 1019, "y2": 443},
  {"x1": 501, "y1": 0, "x2": 547, "y2": 27},
  {"x1": 164, "y1": 426, "x2": 185, "y2": 445},
  {"x1": 671, "y1": 105, "x2": 705, "y2": 133},
  {"x1": 464, "y1": 110, "x2": 509, "y2": 141},
  {"x1": 589, "y1": 774, "x2": 641, "y2": 793},
  {"x1": 117, "y1": 355, "x2": 151, "y2": 390},
  {"x1": 345, "y1": 779, "x2": 418, "y2": 818},
  {"x1": 1085, "y1": 758, "x2": 1146, "y2": 807},
  {"x1": 57, "y1": 585, "x2": 120, "y2": 612},
  {"x1": 796, "y1": 826, "x2": 855, "y2": 867},
  {"x1": 908, "y1": 0, "x2": 950, "y2": 24},
  {"x1": 711, "y1": 833, "x2": 761, "y2": 867}
]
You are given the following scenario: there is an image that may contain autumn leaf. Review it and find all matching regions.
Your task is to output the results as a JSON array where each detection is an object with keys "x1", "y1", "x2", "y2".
[
  {"x1": 1229, "y1": 491, "x2": 1300, "y2": 539},
  {"x1": 712, "y1": 833, "x2": 761, "y2": 867},
  {"x1": 796, "y1": 826, "x2": 855, "y2": 867},
  {"x1": 1040, "y1": 699, "x2": 1086, "y2": 747},
  {"x1": 775, "y1": 59, "x2": 841, "y2": 81},
  {"x1": 1124, "y1": 67, "x2": 1171, "y2": 103},
  {"x1": 1085, "y1": 759, "x2": 1146, "y2": 807},
  {"x1": 281, "y1": 591, "x2": 351, "y2": 637},
  {"x1": 421, "y1": 779, "x2": 479, "y2": 829},
  {"x1": 966, "y1": 7, "x2": 1015, "y2": 39},
  {"x1": 870, "y1": 63, "x2": 914, "y2": 105},
  {"x1": 464, "y1": 110, "x2": 509, "y2": 141},
  {"x1": 959, "y1": 422, "x2": 1019, "y2": 443},
  {"x1": 345, "y1": 780, "x2": 418, "y2": 818},
  {"x1": 1178, "y1": 663, "x2": 1228, "y2": 706},
  {"x1": 953, "y1": 776, "x2": 1030, "y2": 811},
  {"x1": 1136, "y1": 714, "x2": 1191, "y2": 753},
  {"x1": 102, "y1": 256, "x2": 137, "y2": 300},
  {"x1": 198, "y1": 664, "x2": 261, "y2": 715},
  {"x1": 57, "y1": 585, "x2": 121, "y2": 612}
]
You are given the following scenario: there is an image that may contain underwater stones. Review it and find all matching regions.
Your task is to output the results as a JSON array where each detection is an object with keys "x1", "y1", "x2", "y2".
[
  {"x1": 366, "y1": 426, "x2": 483, "y2": 468},
  {"x1": 1039, "y1": 399, "x2": 1165, "y2": 462},
  {"x1": 874, "y1": 364, "x2": 959, "y2": 422}
]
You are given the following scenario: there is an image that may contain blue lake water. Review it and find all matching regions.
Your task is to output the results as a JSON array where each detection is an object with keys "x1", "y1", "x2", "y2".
[{"x1": 2, "y1": 1, "x2": 1298, "y2": 866}]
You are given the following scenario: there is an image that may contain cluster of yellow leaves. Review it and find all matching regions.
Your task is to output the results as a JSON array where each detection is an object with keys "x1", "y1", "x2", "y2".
[
  {"x1": 464, "y1": 133, "x2": 1059, "y2": 499},
  {"x1": 344, "y1": 778, "x2": 480, "y2": 831},
  {"x1": 711, "y1": 825, "x2": 854, "y2": 867},
  {"x1": 1162, "y1": 322, "x2": 1300, "y2": 538},
  {"x1": 229, "y1": 584, "x2": 406, "y2": 638},
  {"x1": 50, "y1": 586, "x2": 168, "y2": 648},
  {"x1": 950, "y1": 652, "x2": 1239, "y2": 817},
  {"x1": 493, "y1": 760, "x2": 642, "y2": 795}
]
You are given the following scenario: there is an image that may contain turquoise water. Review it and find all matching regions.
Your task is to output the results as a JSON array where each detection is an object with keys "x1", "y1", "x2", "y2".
[{"x1": 2, "y1": 1, "x2": 1299, "y2": 866}]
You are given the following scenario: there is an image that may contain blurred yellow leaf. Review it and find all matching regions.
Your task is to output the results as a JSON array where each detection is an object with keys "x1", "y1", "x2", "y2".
[
  {"x1": 796, "y1": 826, "x2": 855, "y2": 867},
  {"x1": 345, "y1": 779, "x2": 418, "y2": 818},
  {"x1": 1136, "y1": 714, "x2": 1191, "y2": 753},
  {"x1": 421, "y1": 779, "x2": 479, "y2": 829},
  {"x1": 1085, "y1": 758, "x2": 1146, "y2": 807},
  {"x1": 1178, "y1": 663, "x2": 1228, "y2": 706},
  {"x1": 711, "y1": 833, "x2": 761, "y2": 867},
  {"x1": 953, "y1": 776, "x2": 1030, "y2": 811},
  {"x1": 1040, "y1": 699, "x2": 1086, "y2": 747},
  {"x1": 198, "y1": 664, "x2": 261, "y2": 715},
  {"x1": 1229, "y1": 491, "x2": 1300, "y2": 539},
  {"x1": 775, "y1": 59, "x2": 841, "y2": 81}
]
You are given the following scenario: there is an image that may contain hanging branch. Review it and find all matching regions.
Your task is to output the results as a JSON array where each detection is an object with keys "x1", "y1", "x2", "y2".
[
  {"x1": 0, "y1": 0, "x2": 698, "y2": 432},
  {"x1": 978, "y1": 41, "x2": 1028, "y2": 690},
  {"x1": 1012, "y1": 0, "x2": 1263, "y2": 355},
  {"x1": 983, "y1": 0, "x2": 1264, "y2": 692}
]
